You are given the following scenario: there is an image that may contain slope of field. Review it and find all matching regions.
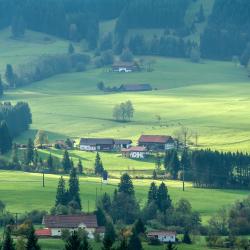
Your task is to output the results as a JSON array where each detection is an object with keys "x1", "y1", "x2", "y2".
[
  {"x1": 4, "y1": 57, "x2": 250, "y2": 151},
  {"x1": 0, "y1": 171, "x2": 248, "y2": 223}
]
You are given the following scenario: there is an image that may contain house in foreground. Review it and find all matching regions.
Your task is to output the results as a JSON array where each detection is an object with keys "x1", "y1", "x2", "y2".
[
  {"x1": 36, "y1": 214, "x2": 103, "y2": 238},
  {"x1": 121, "y1": 146, "x2": 148, "y2": 159},
  {"x1": 138, "y1": 135, "x2": 176, "y2": 151},
  {"x1": 147, "y1": 231, "x2": 176, "y2": 243},
  {"x1": 79, "y1": 138, "x2": 132, "y2": 152}
]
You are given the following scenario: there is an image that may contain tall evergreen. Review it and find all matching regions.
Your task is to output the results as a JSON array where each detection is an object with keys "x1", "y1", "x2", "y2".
[
  {"x1": 11, "y1": 143, "x2": 19, "y2": 168},
  {"x1": 147, "y1": 182, "x2": 158, "y2": 205},
  {"x1": 116, "y1": 237, "x2": 128, "y2": 250},
  {"x1": 0, "y1": 121, "x2": 12, "y2": 154},
  {"x1": 82, "y1": 234, "x2": 92, "y2": 250},
  {"x1": 102, "y1": 221, "x2": 116, "y2": 250},
  {"x1": 55, "y1": 176, "x2": 67, "y2": 206},
  {"x1": 62, "y1": 150, "x2": 71, "y2": 173},
  {"x1": 26, "y1": 226, "x2": 40, "y2": 250},
  {"x1": 65, "y1": 231, "x2": 82, "y2": 250},
  {"x1": 157, "y1": 182, "x2": 172, "y2": 214},
  {"x1": 0, "y1": 75, "x2": 4, "y2": 97},
  {"x1": 77, "y1": 159, "x2": 83, "y2": 175},
  {"x1": 95, "y1": 152, "x2": 104, "y2": 175},
  {"x1": 5, "y1": 64, "x2": 15, "y2": 88},
  {"x1": 128, "y1": 228, "x2": 143, "y2": 250},
  {"x1": 2, "y1": 227, "x2": 15, "y2": 250},
  {"x1": 134, "y1": 218, "x2": 146, "y2": 235},
  {"x1": 166, "y1": 242, "x2": 177, "y2": 250},
  {"x1": 26, "y1": 138, "x2": 34, "y2": 165},
  {"x1": 47, "y1": 153, "x2": 54, "y2": 172},
  {"x1": 68, "y1": 167, "x2": 81, "y2": 210},
  {"x1": 118, "y1": 173, "x2": 134, "y2": 196}
]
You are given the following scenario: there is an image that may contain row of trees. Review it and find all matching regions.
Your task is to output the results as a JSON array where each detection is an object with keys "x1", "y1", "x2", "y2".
[
  {"x1": 163, "y1": 149, "x2": 250, "y2": 189},
  {"x1": 113, "y1": 101, "x2": 134, "y2": 122}
]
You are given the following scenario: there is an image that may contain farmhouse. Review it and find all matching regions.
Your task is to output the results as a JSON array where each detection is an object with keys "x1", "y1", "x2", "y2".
[
  {"x1": 80, "y1": 138, "x2": 132, "y2": 151},
  {"x1": 41, "y1": 214, "x2": 101, "y2": 238},
  {"x1": 112, "y1": 62, "x2": 139, "y2": 73},
  {"x1": 121, "y1": 146, "x2": 147, "y2": 159},
  {"x1": 147, "y1": 231, "x2": 176, "y2": 243},
  {"x1": 138, "y1": 135, "x2": 176, "y2": 151},
  {"x1": 121, "y1": 84, "x2": 152, "y2": 92}
]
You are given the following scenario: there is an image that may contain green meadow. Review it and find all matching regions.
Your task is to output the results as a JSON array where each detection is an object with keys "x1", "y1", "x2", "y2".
[{"x1": 0, "y1": 170, "x2": 248, "y2": 223}]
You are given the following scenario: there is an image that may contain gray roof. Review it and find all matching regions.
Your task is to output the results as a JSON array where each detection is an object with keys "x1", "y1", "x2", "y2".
[
  {"x1": 80, "y1": 138, "x2": 114, "y2": 145},
  {"x1": 114, "y1": 139, "x2": 132, "y2": 145}
]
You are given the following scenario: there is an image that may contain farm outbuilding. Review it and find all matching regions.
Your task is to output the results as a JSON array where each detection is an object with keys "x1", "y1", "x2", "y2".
[
  {"x1": 121, "y1": 146, "x2": 148, "y2": 159},
  {"x1": 147, "y1": 231, "x2": 176, "y2": 243}
]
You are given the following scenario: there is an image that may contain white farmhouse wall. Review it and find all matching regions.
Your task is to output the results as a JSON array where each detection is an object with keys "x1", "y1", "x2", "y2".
[
  {"x1": 130, "y1": 152, "x2": 145, "y2": 159},
  {"x1": 80, "y1": 145, "x2": 96, "y2": 151}
]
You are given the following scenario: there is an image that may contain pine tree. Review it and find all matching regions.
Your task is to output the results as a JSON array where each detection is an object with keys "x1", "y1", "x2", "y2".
[
  {"x1": 26, "y1": 226, "x2": 40, "y2": 250},
  {"x1": 55, "y1": 176, "x2": 67, "y2": 206},
  {"x1": 65, "y1": 231, "x2": 82, "y2": 250},
  {"x1": 118, "y1": 173, "x2": 134, "y2": 196},
  {"x1": 77, "y1": 159, "x2": 83, "y2": 175},
  {"x1": 101, "y1": 192, "x2": 112, "y2": 213},
  {"x1": 147, "y1": 182, "x2": 158, "y2": 204},
  {"x1": 33, "y1": 149, "x2": 39, "y2": 169},
  {"x1": 166, "y1": 242, "x2": 177, "y2": 250},
  {"x1": 11, "y1": 143, "x2": 19, "y2": 168},
  {"x1": 68, "y1": 167, "x2": 81, "y2": 210},
  {"x1": 47, "y1": 153, "x2": 54, "y2": 172},
  {"x1": 82, "y1": 234, "x2": 92, "y2": 250},
  {"x1": 182, "y1": 230, "x2": 192, "y2": 244},
  {"x1": 26, "y1": 138, "x2": 34, "y2": 165},
  {"x1": 116, "y1": 237, "x2": 128, "y2": 250},
  {"x1": 68, "y1": 43, "x2": 75, "y2": 54},
  {"x1": 128, "y1": 229, "x2": 143, "y2": 250},
  {"x1": 157, "y1": 182, "x2": 172, "y2": 214},
  {"x1": 102, "y1": 220, "x2": 116, "y2": 250},
  {"x1": 134, "y1": 218, "x2": 145, "y2": 235},
  {"x1": 0, "y1": 75, "x2": 4, "y2": 97},
  {"x1": 95, "y1": 152, "x2": 104, "y2": 175},
  {"x1": 169, "y1": 151, "x2": 180, "y2": 180},
  {"x1": 0, "y1": 121, "x2": 12, "y2": 154},
  {"x1": 2, "y1": 227, "x2": 15, "y2": 250},
  {"x1": 5, "y1": 64, "x2": 15, "y2": 88},
  {"x1": 62, "y1": 150, "x2": 71, "y2": 173}
]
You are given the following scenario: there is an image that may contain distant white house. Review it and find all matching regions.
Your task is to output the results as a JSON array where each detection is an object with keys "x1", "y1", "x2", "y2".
[
  {"x1": 37, "y1": 214, "x2": 104, "y2": 239},
  {"x1": 121, "y1": 146, "x2": 148, "y2": 159},
  {"x1": 112, "y1": 62, "x2": 139, "y2": 73},
  {"x1": 147, "y1": 231, "x2": 176, "y2": 243}
]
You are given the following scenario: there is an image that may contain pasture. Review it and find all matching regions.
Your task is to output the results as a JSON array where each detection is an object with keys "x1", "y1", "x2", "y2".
[{"x1": 0, "y1": 171, "x2": 248, "y2": 223}]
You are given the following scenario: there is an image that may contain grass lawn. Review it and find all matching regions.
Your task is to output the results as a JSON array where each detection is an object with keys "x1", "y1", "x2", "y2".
[{"x1": 0, "y1": 170, "x2": 248, "y2": 223}]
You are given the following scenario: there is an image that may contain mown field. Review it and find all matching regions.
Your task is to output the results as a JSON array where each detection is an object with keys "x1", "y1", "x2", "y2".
[{"x1": 0, "y1": 171, "x2": 248, "y2": 223}]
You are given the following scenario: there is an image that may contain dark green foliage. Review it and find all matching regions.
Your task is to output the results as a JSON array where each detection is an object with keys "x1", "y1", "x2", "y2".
[
  {"x1": 62, "y1": 150, "x2": 72, "y2": 173},
  {"x1": 128, "y1": 229, "x2": 143, "y2": 250},
  {"x1": 94, "y1": 152, "x2": 104, "y2": 175},
  {"x1": 182, "y1": 230, "x2": 192, "y2": 244},
  {"x1": 5, "y1": 64, "x2": 15, "y2": 88},
  {"x1": 115, "y1": 237, "x2": 128, "y2": 250},
  {"x1": 101, "y1": 193, "x2": 112, "y2": 213},
  {"x1": 47, "y1": 154, "x2": 54, "y2": 172},
  {"x1": 2, "y1": 227, "x2": 15, "y2": 250},
  {"x1": 113, "y1": 101, "x2": 134, "y2": 122},
  {"x1": 166, "y1": 150, "x2": 180, "y2": 180},
  {"x1": 55, "y1": 176, "x2": 67, "y2": 206},
  {"x1": 11, "y1": 143, "x2": 19, "y2": 168},
  {"x1": 102, "y1": 220, "x2": 116, "y2": 250},
  {"x1": 26, "y1": 226, "x2": 40, "y2": 250},
  {"x1": 68, "y1": 167, "x2": 81, "y2": 210},
  {"x1": 77, "y1": 159, "x2": 83, "y2": 175},
  {"x1": 0, "y1": 120, "x2": 12, "y2": 154},
  {"x1": 118, "y1": 173, "x2": 134, "y2": 196},
  {"x1": 134, "y1": 218, "x2": 146, "y2": 235},
  {"x1": 26, "y1": 138, "x2": 34, "y2": 165},
  {"x1": 65, "y1": 231, "x2": 82, "y2": 250},
  {"x1": 82, "y1": 234, "x2": 92, "y2": 250},
  {"x1": 166, "y1": 242, "x2": 177, "y2": 250},
  {"x1": 0, "y1": 75, "x2": 4, "y2": 97},
  {"x1": 68, "y1": 43, "x2": 75, "y2": 54},
  {"x1": 147, "y1": 182, "x2": 158, "y2": 204},
  {"x1": 157, "y1": 182, "x2": 172, "y2": 214},
  {"x1": 95, "y1": 206, "x2": 106, "y2": 227}
]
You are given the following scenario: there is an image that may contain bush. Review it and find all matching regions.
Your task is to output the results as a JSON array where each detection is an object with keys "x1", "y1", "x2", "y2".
[{"x1": 148, "y1": 237, "x2": 161, "y2": 245}]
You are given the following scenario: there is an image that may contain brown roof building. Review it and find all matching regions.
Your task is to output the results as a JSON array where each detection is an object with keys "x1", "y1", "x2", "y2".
[
  {"x1": 138, "y1": 135, "x2": 176, "y2": 151},
  {"x1": 121, "y1": 84, "x2": 152, "y2": 92}
]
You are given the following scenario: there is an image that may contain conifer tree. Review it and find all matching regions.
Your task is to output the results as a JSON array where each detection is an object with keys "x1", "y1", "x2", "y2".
[
  {"x1": 68, "y1": 43, "x2": 75, "y2": 54},
  {"x1": 134, "y1": 218, "x2": 145, "y2": 235},
  {"x1": 95, "y1": 152, "x2": 104, "y2": 175},
  {"x1": 47, "y1": 153, "x2": 54, "y2": 172},
  {"x1": 65, "y1": 231, "x2": 82, "y2": 250},
  {"x1": 147, "y1": 182, "x2": 158, "y2": 204},
  {"x1": 166, "y1": 242, "x2": 177, "y2": 250},
  {"x1": 0, "y1": 121, "x2": 12, "y2": 154},
  {"x1": 0, "y1": 75, "x2": 4, "y2": 97},
  {"x1": 5, "y1": 64, "x2": 15, "y2": 88},
  {"x1": 55, "y1": 176, "x2": 67, "y2": 206},
  {"x1": 77, "y1": 159, "x2": 83, "y2": 175},
  {"x1": 69, "y1": 167, "x2": 81, "y2": 210},
  {"x1": 118, "y1": 173, "x2": 134, "y2": 196},
  {"x1": 128, "y1": 228, "x2": 143, "y2": 250},
  {"x1": 182, "y1": 230, "x2": 192, "y2": 244},
  {"x1": 102, "y1": 220, "x2": 116, "y2": 250},
  {"x1": 26, "y1": 226, "x2": 40, "y2": 250},
  {"x1": 11, "y1": 143, "x2": 19, "y2": 168},
  {"x1": 26, "y1": 138, "x2": 34, "y2": 165},
  {"x1": 116, "y1": 237, "x2": 128, "y2": 250},
  {"x1": 157, "y1": 182, "x2": 172, "y2": 214},
  {"x1": 82, "y1": 234, "x2": 92, "y2": 250},
  {"x1": 62, "y1": 150, "x2": 71, "y2": 173},
  {"x1": 2, "y1": 227, "x2": 15, "y2": 250}
]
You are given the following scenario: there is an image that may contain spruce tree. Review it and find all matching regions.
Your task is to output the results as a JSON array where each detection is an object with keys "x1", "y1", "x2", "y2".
[
  {"x1": 102, "y1": 220, "x2": 116, "y2": 250},
  {"x1": 118, "y1": 173, "x2": 134, "y2": 196},
  {"x1": 95, "y1": 152, "x2": 104, "y2": 175},
  {"x1": 134, "y1": 218, "x2": 145, "y2": 235},
  {"x1": 26, "y1": 226, "x2": 40, "y2": 250},
  {"x1": 0, "y1": 121, "x2": 12, "y2": 154},
  {"x1": 62, "y1": 150, "x2": 71, "y2": 173},
  {"x1": 11, "y1": 143, "x2": 19, "y2": 168},
  {"x1": 157, "y1": 182, "x2": 172, "y2": 214},
  {"x1": 82, "y1": 234, "x2": 92, "y2": 250},
  {"x1": 128, "y1": 229, "x2": 143, "y2": 250},
  {"x1": 2, "y1": 227, "x2": 15, "y2": 250},
  {"x1": 147, "y1": 182, "x2": 158, "y2": 204},
  {"x1": 5, "y1": 64, "x2": 15, "y2": 88},
  {"x1": 26, "y1": 138, "x2": 34, "y2": 165},
  {"x1": 47, "y1": 153, "x2": 54, "y2": 172},
  {"x1": 69, "y1": 167, "x2": 81, "y2": 210},
  {"x1": 116, "y1": 237, "x2": 128, "y2": 250},
  {"x1": 0, "y1": 75, "x2": 4, "y2": 97},
  {"x1": 55, "y1": 176, "x2": 67, "y2": 206},
  {"x1": 65, "y1": 231, "x2": 82, "y2": 250},
  {"x1": 166, "y1": 242, "x2": 177, "y2": 250},
  {"x1": 182, "y1": 230, "x2": 192, "y2": 244},
  {"x1": 169, "y1": 151, "x2": 180, "y2": 180},
  {"x1": 77, "y1": 159, "x2": 83, "y2": 175}
]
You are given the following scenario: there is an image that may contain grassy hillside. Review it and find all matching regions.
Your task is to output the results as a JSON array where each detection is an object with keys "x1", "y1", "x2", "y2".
[
  {"x1": 3, "y1": 57, "x2": 250, "y2": 151},
  {"x1": 0, "y1": 170, "x2": 248, "y2": 223}
]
